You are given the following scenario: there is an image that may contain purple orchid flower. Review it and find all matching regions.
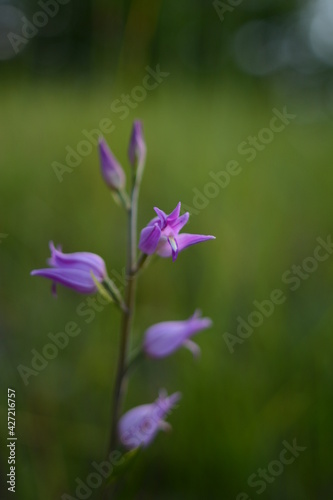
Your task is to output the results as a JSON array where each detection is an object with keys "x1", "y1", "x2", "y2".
[
  {"x1": 118, "y1": 390, "x2": 181, "y2": 450},
  {"x1": 143, "y1": 310, "x2": 212, "y2": 359},
  {"x1": 99, "y1": 137, "x2": 126, "y2": 191},
  {"x1": 128, "y1": 120, "x2": 146, "y2": 169},
  {"x1": 31, "y1": 242, "x2": 107, "y2": 295},
  {"x1": 138, "y1": 202, "x2": 215, "y2": 261}
]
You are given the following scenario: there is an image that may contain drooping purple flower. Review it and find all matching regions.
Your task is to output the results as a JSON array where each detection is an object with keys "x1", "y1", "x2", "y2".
[
  {"x1": 99, "y1": 137, "x2": 126, "y2": 191},
  {"x1": 138, "y1": 202, "x2": 215, "y2": 261},
  {"x1": 143, "y1": 310, "x2": 212, "y2": 358},
  {"x1": 128, "y1": 120, "x2": 146, "y2": 169},
  {"x1": 118, "y1": 390, "x2": 181, "y2": 450},
  {"x1": 31, "y1": 242, "x2": 107, "y2": 295}
]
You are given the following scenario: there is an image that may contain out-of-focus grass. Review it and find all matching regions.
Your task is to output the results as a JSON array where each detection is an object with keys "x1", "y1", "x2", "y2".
[{"x1": 1, "y1": 77, "x2": 333, "y2": 499}]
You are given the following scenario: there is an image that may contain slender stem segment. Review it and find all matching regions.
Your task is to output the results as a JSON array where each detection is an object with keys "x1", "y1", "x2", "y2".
[{"x1": 107, "y1": 172, "x2": 141, "y2": 457}]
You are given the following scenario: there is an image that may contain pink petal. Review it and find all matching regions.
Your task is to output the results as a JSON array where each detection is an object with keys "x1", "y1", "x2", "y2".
[
  {"x1": 138, "y1": 223, "x2": 161, "y2": 254},
  {"x1": 31, "y1": 268, "x2": 98, "y2": 294}
]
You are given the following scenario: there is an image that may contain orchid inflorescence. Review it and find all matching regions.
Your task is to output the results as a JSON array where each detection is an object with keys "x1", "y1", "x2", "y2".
[{"x1": 31, "y1": 121, "x2": 215, "y2": 464}]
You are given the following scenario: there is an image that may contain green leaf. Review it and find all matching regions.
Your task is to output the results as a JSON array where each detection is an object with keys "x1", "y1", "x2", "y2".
[
  {"x1": 105, "y1": 447, "x2": 141, "y2": 486},
  {"x1": 90, "y1": 272, "x2": 114, "y2": 303}
]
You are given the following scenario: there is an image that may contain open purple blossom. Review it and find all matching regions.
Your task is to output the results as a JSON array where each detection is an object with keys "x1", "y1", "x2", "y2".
[
  {"x1": 143, "y1": 310, "x2": 212, "y2": 359},
  {"x1": 99, "y1": 137, "x2": 126, "y2": 191},
  {"x1": 31, "y1": 242, "x2": 107, "y2": 295},
  {"x1": 138, "y1": 202, "x2": 215, "y2": 261},
  {"x1": 128, "y1": 120, "x2": 146, "y2": 169},
  {"x1": 118, "y1": 390, "x2": 181, "y2": 450}
]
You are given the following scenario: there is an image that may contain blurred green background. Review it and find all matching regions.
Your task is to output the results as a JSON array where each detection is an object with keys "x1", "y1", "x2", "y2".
[{"x1": 1, "y1": 0, "x2": 333, "y2": 499}]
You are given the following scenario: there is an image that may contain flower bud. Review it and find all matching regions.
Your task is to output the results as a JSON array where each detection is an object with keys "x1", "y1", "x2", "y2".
[
  {"x1": 99, "y1": 137, "x2": 126, "y2": 191},
  {"x1": 128, "y1": 120, "x2": 146, "y2": 169}
]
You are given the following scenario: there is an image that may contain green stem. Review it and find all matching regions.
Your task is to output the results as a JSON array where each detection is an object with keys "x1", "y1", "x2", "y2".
[
  {"x1": 134, "y1": 252, "x2": 150, "y2": 274},
  {"x1": 124, "y1": 348, "x2": 145, "y2": 375},
  {"x1": 107, "y1": 173, "x2": 141, "y2": 458}
]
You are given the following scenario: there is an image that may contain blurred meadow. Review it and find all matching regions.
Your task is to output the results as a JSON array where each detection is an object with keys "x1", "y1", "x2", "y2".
[{"x1": 1, "y1": 1, "x2": 333, "y2": 499}]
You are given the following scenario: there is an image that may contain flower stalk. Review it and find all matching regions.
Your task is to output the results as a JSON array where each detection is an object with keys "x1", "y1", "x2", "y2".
[{"x1": 108, "y1": 152, "x2": 142, "y2": 457}]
